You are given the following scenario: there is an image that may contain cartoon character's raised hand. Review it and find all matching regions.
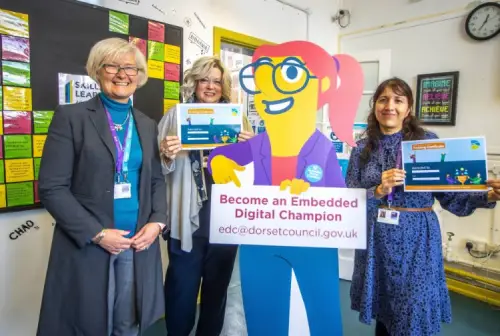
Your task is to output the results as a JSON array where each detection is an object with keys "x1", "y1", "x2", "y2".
[
  {"x1": 210, "y1": 155, "x2": 246, "y2": 187},
  {"x1": 280, "y1": 178, "x2": 310, "y2": 195}
]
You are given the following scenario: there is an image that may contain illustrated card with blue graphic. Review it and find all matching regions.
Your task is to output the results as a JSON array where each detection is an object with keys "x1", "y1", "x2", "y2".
[
  {"x1": 401, "y1": 136, "x2": 488, "y2": 192},
  {"x1": 177, "y1": 103, "x2": 243, "y2": 150}
]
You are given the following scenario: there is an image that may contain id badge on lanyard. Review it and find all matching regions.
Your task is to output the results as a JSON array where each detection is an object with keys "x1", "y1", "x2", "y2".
[
  {"x1": 106, "y1": 108, "x2": 134, "y2": 200},
  {"x1": 377, "y1": 143, "x2": 402, "y2": 225}
]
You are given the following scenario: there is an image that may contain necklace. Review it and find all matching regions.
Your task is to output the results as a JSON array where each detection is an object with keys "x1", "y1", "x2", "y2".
[{"x1": 113, "y1": 111, "x2": 130, "y2": 131}]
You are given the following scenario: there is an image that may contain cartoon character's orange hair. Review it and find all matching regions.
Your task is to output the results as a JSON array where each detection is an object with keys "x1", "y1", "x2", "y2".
[{"x1": 253, "y1": 41, "x2": 363, "y2": 147}]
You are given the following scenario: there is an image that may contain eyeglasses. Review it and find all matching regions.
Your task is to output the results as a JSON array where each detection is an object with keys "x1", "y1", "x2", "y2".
[
  {"x1": 199, "y1": 78, "x2": 222, "y2": 87},
  {"x1": 102, "y1": 64, "x2": 140, "y2": 76},
  {"x1": 239, "y1": 56, "x2": 317, "y2": 95}
]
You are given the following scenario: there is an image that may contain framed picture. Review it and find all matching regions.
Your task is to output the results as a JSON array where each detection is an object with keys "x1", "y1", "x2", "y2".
[{"x1": 415, "y1": 71, "x2": 459, "y2": 126}]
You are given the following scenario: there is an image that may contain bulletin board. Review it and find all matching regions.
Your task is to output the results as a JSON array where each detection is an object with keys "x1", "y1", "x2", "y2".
[{"x1": 0, "y1": 0, "x2": 183, "y2": 213}]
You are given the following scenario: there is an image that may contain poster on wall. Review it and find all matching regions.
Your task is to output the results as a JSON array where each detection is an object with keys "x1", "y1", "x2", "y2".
[
  {"x1": 57, "y1": 73, "x2": 100, "y2": 105},
  {"x1": 415, "y1": 71, "x2": 459, "y2": 126}
]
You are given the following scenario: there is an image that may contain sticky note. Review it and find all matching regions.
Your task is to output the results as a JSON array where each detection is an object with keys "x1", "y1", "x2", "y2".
[
  {"x1": 34, "y1": 180, "x2": 39, "y2": 203},
  {"x1": 164, "y1": 99, "x2": 179, "y2": 113},
  {"x1": 148, "y1": 41, "x2": 164, "y2": 62},
  {"x1": 34, "y1": 158, "x2": 40, "y2": 180},
  {"x1": 0, "y1": 113, "x2": 3, "y2": 135},
  {"x1": 5, "y1": 158, "x2": 34, "y2": 182},
  {"x1": 3, "y1": 111, "x2": 32, "y2": 134},
  {"x1": 165, "y1": 44, "x2": 181, "y2": 64},
  {"x1": 2, "y1": 36, "x2": 30, "y2": 63},
  {"x1": 109, "y1": 11, "x2": 129, "y2": 34},
  {"x1": 0, "y1": 137, "x2": 3, "y2": 158},
  {"x1": 148, "y1": 59, "x2": 164, "y2": 80},
  {"x1": 164, "y1": 81, "x2": 180, "y2": 100},
  {"x1": 0, "y1": 184, "x2": 6, "y2": 208},
  {"x1": 148, "y1": 21, "x2": 165, "y2": 42},
  {"x1": 33, "y1": 135, "x2": 47, "y2": 157},
  {"x1": 4, "y1": 135, "x2": 31, "y2": 159},
  {"x1": 165, "y1": 63, "x2": 180, "y2": 81},
  {"x1": 129, "y1": 37, "x2": 146, "y2": 58},
  {"x1": 6, "y1": 181, "x2": 33, "y2": 207},
  {"x1": 0, "y1": 9, "x2": 29, "y2": 38},
  {"x1": 0, "y1": 160, "x2": 4, "y2": 184},
  {"x1": 33, "y1": 111, "x2": 54, "y2": 134},
  {"x1": 0, "y1": 86, "x2": 2, "y2": 110},
  {"x1": 3, "y1": 86, "x2": 32, "y2": 111},
  {"x1": 2, "y1": 61, "x2": 31, "y2": 87}
]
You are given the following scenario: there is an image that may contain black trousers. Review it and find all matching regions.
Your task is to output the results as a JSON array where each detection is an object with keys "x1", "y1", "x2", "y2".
[
  {"x1": 164, "y1": 235, "x2": 238, "y2": 336},
  {"x1": 375, "y1": 321, "x2": 391, "y2": 336}
]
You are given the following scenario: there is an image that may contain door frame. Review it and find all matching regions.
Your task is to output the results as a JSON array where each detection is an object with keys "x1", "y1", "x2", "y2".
[{"x1": 213, "y1": 27, "x2": 275, "y2": 56}]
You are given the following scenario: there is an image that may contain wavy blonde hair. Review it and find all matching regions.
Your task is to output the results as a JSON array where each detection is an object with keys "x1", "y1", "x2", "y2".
[
  {"x1": 181, "y1": 56, "x2": 231, "y2": 102},
  {"x1": 86, "y1": 37, "x2": 148, "y2": 88}
]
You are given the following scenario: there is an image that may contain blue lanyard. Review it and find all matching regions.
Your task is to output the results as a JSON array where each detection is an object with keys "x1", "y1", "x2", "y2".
[{"x1": 105, "y1": 108, "x2": 134, "y2": 182}]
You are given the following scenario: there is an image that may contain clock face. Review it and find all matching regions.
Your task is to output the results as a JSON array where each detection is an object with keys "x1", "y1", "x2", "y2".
[{"x1": 466, "y1": 3, "x2": 500, "y2": 40}]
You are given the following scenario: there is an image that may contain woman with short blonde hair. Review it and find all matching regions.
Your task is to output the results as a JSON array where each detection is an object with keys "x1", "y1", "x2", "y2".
[
  {"x1": 37, "y1": 37, "x2": 167, "y2": 336},
  {"x1": 158, "y1": 55, "x2": 254, "y2": 336}
]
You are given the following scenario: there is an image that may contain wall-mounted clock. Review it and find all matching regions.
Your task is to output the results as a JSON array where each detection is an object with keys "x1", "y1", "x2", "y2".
[{"x1": 465, "y1": 2, "x2": 500, "y2": 41}]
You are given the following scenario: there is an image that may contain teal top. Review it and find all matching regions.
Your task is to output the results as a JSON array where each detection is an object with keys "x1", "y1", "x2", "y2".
[{"x1": 100, "y1": 92, "x2": 142, "y2": 237}]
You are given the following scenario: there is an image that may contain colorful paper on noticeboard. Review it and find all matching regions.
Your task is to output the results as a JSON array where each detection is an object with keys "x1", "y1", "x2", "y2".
[
  {"x1": 7, "y1": 181, "x2": 34, "y2": 207},
  {"x1": 3, "y1": 111, "x2": 31, "y2": 134},
  {"x1": 0, "y1": 9, "x2": 29, "y2": 38},
  {"x1": 129, "y1": 37, "x2": 146, "y2": 57},
  {"x1": 148, "y1": 21, "x2": 165, "y2": 42},
  {"x1": 147, "y1": 59, "x2": 164, "y2": 79},
  {"x1": 33, "y1": 111, "x2": 54, "y2": 134},
  {"x1": 5, "y1": 158, "x2": 33, "y2": 183},
  {"x1": 165, "y1": 63, "x2": 180, "y2": 81},
  {"x1": 109, "y1": 11, "x2": 129, "y2": 34},
  {"x1": 2, "y1": 61, "x2": 30, "y2": 87},
  {"x1": 0, "y1": 160, "x2": 4, "y2": 183},
  {"x1": 4, "y1": 134, "x2": 32, "y2": 159},
  {"x1": 33, "y1": 135, "x2": 47, "y2": 157},
  {"x1": 2, "y1": 35, "x2": 30, "y2": 62},
  {"x1": 3, "y1": 86, "x2": 32, "y2": 111},
  {"x1": 164, "y1": 81, "x2": 180, "y2": 100},
  {"x1": 148, "y1": 41, "x2": 164, "y2": 62},
  {"x1": 164, "y1": 44, "x2": 180, "y2": 64}
]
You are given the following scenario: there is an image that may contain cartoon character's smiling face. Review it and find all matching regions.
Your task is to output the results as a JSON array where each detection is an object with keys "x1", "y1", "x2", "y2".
[{"x1": 240, "y1": 56, "x2": 329, "y2": 126}]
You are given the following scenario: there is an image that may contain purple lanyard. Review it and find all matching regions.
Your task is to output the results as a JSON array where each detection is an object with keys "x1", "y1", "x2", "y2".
[
  {"x1": 104, "y1": 108, "x2": 132, "y2": 178},
  {"x1": 379, "y1": 142, "x2": 402, "y2": 207}
]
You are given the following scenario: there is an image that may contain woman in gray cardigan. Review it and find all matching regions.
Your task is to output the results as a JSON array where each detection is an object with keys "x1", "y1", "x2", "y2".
[{"x1": 158, "y1": 55, "x2": 254, "y2": 336}]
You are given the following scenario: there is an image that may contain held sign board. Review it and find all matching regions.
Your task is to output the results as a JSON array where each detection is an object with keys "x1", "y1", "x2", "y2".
[{"x1": 210, "y1": 184, "x2": 367, "y2": 249}]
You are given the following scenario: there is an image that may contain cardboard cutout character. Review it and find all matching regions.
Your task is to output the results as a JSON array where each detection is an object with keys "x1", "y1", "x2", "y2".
[{"x1": 207, "y1": 41, "x2": 363, "y2": 335}]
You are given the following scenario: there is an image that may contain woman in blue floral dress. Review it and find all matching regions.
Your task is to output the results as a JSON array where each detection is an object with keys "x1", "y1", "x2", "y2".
[{"x1": 346, "y1": 77, "x2": 500, "y2": 336}]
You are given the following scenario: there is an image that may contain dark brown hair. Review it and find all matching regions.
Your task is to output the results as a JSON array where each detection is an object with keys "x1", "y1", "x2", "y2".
[{"x1": 359, "y1": 77, "x2": 426, "y2": 166}]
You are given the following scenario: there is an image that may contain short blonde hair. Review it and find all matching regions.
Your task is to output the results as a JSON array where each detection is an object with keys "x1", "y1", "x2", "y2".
[
  {"x1": 181, "y1": 56, "x2": 231, "y2": 102},
  {"x1": 86, "y1": 37, "x2": 148, "y2": 87}
]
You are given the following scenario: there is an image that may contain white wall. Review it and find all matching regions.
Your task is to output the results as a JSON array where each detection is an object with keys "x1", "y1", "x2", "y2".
[
  {"x1": 78, "y1": 0, "x2": 341, "y2": 67},
  {"x1": 0, "y1": 1, "x2": 340, "y2": 335},
  {"x1": 340, "y1": 0, "x2": 500, "y2": 271}
]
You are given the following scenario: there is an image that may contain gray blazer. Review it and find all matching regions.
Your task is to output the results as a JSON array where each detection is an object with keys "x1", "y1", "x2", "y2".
[{"x1": 36, "y1": 95, "x2": 167, "y2": 336}]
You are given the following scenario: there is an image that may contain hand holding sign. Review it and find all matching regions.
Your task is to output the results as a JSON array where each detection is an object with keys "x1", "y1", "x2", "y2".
[
  {"x1": 380, "y1": 168, "x2": 406, "y2": 196},
  {"x1": 211, "y1": 155, "x2": 245, "y2": 187}
]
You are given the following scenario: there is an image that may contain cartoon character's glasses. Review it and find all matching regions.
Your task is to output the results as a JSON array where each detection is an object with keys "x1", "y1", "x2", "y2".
[{"x1": 239, "y1": 56, "x2": 317, "y2": 95}]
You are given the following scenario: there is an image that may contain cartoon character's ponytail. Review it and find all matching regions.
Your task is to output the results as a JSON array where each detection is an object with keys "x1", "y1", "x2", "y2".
[{"x1": 327, "y1": 55, "x2": 363, "y2": 147}]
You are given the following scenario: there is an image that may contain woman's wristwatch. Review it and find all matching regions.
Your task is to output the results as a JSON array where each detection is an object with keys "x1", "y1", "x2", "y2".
[{"x1": 92, "y1": 229, "x2": 106, "y2": 244}]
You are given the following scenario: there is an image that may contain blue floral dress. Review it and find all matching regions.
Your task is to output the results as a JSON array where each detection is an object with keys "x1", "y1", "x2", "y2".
[{"x1": 346, "y1": 131, "x2": 496, "y2": 336}]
